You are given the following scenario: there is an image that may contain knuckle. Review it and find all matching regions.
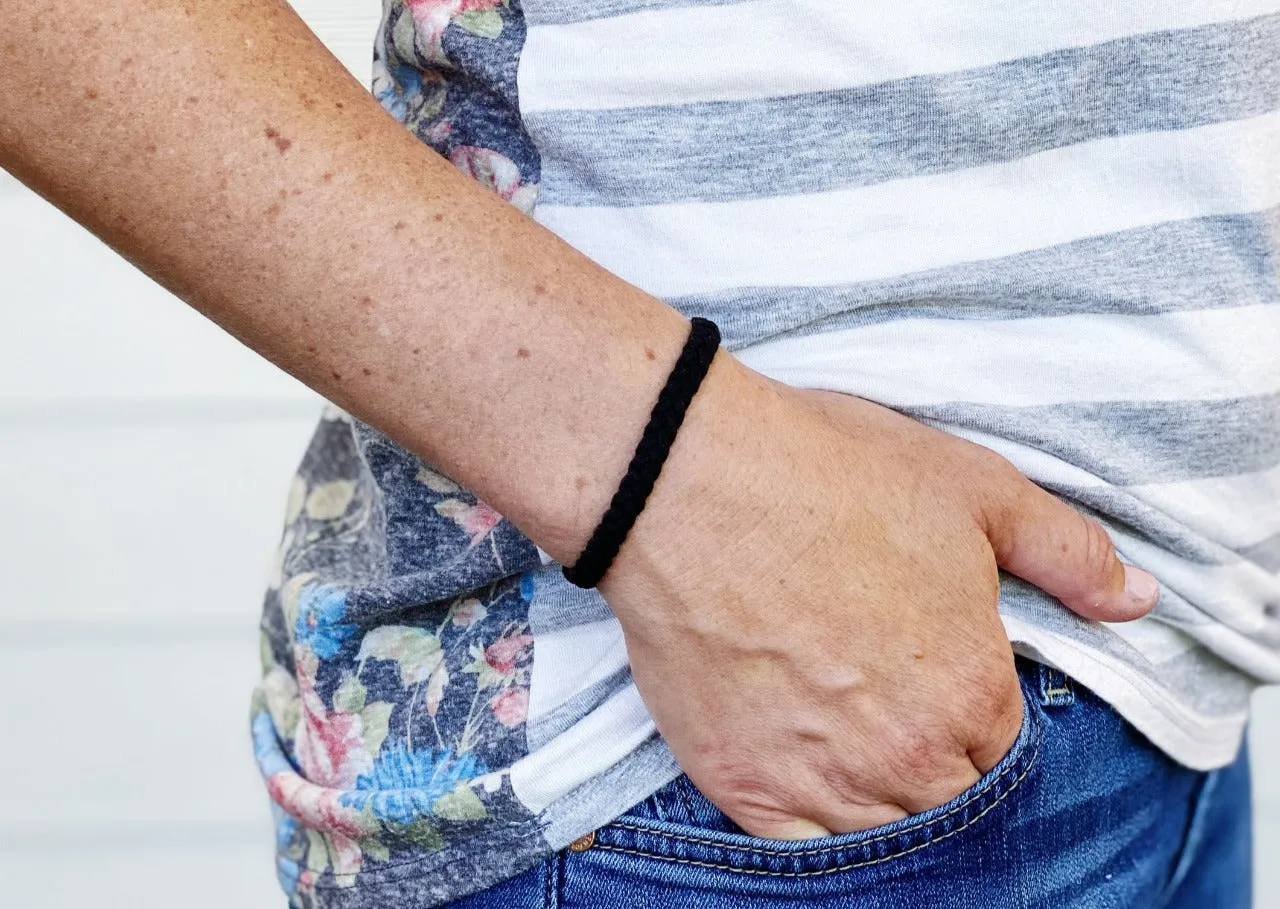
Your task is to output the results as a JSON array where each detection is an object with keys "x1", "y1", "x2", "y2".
[
  {"x1": 972, "y1": 446, "x2": 1023, "y2": 490},
  {"x1": 1074, "y1": 512, "x2": 1118, "y2": 578},
  {"x1": 971, "y1": 671, "x2": 1022, "y2": 723},
  {"x1": 887, "y1": 725, "x2": 952, "y2": 784},
  {"x1": 698, "y1": 769, "x2": 792, "y2": 825}
]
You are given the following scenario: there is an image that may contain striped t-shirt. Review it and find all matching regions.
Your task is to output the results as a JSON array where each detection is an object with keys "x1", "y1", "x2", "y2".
[{"x1": 249, "y1": 2, "x2": 1280, "y2": 906}]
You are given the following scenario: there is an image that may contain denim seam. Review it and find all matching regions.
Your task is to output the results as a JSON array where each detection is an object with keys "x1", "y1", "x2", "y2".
[
  {"x1": 675, "y1": 779, "x2": 699, "y2": 822},
  {"x1": 606, "y1": 717, "x2": 1039, "y2": 859},
  {"x1": 589, "y1": 734, "x2": 1040, "y2": 877},
  {"x1": 1153, "y1": 766, "x2": 1219, "y2": 909},
  {"x1": 544, "y1": 853, "x2": 560, "y2": 909}
]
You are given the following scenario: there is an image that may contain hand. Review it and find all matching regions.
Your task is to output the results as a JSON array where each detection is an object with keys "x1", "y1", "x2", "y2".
[{"x1": 598, "y1": 354, "x2": 1158, "y2": 839}]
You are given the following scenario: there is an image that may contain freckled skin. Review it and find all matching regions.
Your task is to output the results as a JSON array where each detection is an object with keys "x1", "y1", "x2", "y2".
[
  {"x1": 393, "y1": 221, "x2": 406, "y2": 231},
  {"x1": 84, "y1": 88, "x2": 99, "y2": 100},
  {"x1": 0, "y1": 0, "x2": 1152, "y2": 849},
  {"x1": 263, "y1": 126, "x2": 291, "y2": 153}
]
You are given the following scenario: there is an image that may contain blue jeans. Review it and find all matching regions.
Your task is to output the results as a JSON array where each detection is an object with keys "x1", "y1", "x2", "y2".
[{"x1": 447, "y1": 659, "x2": 1253, "y2": 908}]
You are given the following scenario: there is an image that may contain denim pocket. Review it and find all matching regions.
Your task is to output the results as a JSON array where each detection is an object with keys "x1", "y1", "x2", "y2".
[{"x1": 592, "y1": 666, "x2": 1042, "y2": 881}]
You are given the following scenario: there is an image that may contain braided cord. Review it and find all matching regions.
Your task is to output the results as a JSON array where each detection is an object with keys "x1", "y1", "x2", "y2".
[{"x1": 562, "y1": 318, "x2": 721, "y2": 589}]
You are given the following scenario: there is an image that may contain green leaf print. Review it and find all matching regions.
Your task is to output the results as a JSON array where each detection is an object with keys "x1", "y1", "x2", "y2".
[
  {"x1": 433, "y1": 784, "x2": 487, "y2": 821},
  {"x1": 392, "y1": 8, "x2": 417, "y2": 63},
  {"x1": 393, "y1": 817, "x2": 444, "y2": 851},
  {"x1": 361, "y1": 702, "x2": 394, "y2": 758},
  {"x1": 360, "y1": 836, "x2": 390, "y2": 863},
  {"x1": 334, "y1": 674, "x2": 367, "y2": 714},
  {"x1": 357, "y1": 626, "x2": 444, "y2": 686},
  {"x1": 453, "y1": 10, "x2": 503, "y2": 39}
]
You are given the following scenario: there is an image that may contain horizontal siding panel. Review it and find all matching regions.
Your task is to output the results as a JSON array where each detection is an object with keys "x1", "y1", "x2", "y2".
[
  {"x1": 0, "y1": 637, "x2": 268, "y2": 831},
  {"x1": 1261, "y1": 818, "x2": 1280, "y2": 904},
  {"x1": 0, "y1": 187, "x2": 315, "y2": 405},
  {"x1": 0, "y1": 418, "x2": 318, "y2": 626},
  {"x1": 1254, "y1": 686, "x2": 1280, "y2": 809},
  {"x1": 0, "y1": 843, "x2": 280, "y2": 909},
  {"x1": 290, "y1": 0, "x2": 379, "y2": 86}
]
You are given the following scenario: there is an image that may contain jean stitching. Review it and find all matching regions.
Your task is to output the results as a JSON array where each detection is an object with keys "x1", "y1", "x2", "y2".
[
  {"x1": 543, "y1": 854, "x2": 556, "y2": 909},
  {"x1": 591, "y1": 734, "x2": 1040, "y2": 877},
  {"x1": 675, "y1": 779, "x2": 699, "y2": 822},
  {"x1": 607, "y1": 712, "x2": 1039, "y2": 859}
]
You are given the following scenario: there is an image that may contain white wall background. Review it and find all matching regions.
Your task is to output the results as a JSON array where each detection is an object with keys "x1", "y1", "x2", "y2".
[{"x1": 0, "y1": 3, "x2": 1276, "y2": 907}]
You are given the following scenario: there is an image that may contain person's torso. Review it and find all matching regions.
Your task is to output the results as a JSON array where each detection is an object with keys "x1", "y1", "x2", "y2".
[{"x1": 252, "y1": 3, "x2": 1280, "y2": 906}]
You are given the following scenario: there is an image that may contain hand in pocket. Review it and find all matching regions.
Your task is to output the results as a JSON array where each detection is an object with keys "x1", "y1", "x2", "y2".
[{"x1": 598, "y1": 359, "x2": 1159, "y2": 839}]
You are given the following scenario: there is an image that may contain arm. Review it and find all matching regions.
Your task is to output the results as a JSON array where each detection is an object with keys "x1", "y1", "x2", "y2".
[
  {"x1": 0, "y1": 0, "x2": 685, "y2": 561},
  {"x1": 0, "y1": 0, "x2": 1158, "y2": 838}
]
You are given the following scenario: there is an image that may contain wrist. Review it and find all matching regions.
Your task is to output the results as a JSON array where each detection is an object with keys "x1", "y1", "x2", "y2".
[{"x1": 597, "y1": 353, "x2": 817, "y2": 618}]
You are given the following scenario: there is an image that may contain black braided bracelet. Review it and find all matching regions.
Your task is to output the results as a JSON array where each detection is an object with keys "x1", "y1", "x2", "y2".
[{"x1": 562, "y1": 317, "x2": 722, "y2": 589}]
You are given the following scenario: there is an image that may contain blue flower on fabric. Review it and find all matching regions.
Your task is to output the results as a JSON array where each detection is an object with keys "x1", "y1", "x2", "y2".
[
  {"x1": 341, "y1": 742, "x2": 486, "y2": 824},
  {"x1": 271, "y1": 803, "x2": 300, "y2": 853},
  {"x1": 294, "y1": 584, "x2": 360, "y2": 659},
  {"x1": 375, "y1": 64, "x2": 424, "y2": 121},
  {"x1": 276, "y1": 856, "x2": 301, "y2": 896},
  {"x1": 252, "y1": 710, "x2": 296, "y2": 778}
]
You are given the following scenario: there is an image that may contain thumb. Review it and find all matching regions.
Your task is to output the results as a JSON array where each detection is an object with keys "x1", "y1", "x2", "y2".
[{"x1": 981, "y1": 475, "x2": 1159, "y2": 623}]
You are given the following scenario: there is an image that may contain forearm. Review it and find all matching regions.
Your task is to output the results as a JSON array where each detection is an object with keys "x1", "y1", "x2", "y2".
[{"x1": 0, "y1": 0, "x2": 696, "y2": 560}]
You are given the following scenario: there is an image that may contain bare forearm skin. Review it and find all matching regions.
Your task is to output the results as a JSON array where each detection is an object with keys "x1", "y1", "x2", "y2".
[{"x1": 0, "y1": 0, "x2": 696, "y2": 561}]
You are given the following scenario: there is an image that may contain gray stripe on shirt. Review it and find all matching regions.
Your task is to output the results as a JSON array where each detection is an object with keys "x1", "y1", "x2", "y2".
[
  {"x1": 909, "y1": 395, "x2": 1280, "y2": 486},
  {"x1": 1239, "y1": 532, "x2": 1280, "y2": 573},
  {"x1": 526, "y1": 666, "x2": 635, "y2": 751},
  {"x1": 681, "y1": 207, "x2": 1280, "y2": 349},
  {"x1": 1050, "y1": 485, "x2": 1234, "y2": 565},
  {"x1": 530, "y1": 15, "x2": 1280, "y2": 206}
]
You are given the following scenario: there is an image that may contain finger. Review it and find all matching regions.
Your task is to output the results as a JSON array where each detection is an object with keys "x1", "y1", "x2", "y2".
[
  {"x1": 736, "y1": 816, "x2": 835, "y2": 841},
  {"x1": 805, "y1": 802, "x2": 910, "y2": 836},
  {"x1": 982, "y1": 472, "x2": 1159, "y2": 622},
  {"x1": 965, "y1": 677, "x2": 1025, "y2": 772}
]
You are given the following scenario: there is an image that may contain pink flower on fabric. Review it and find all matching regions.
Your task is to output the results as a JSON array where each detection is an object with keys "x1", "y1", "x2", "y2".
[
  {"x1": 294, "y1": 670, "x2": 372, "y2": 789},
  {"x1": 404, "y1": 0, "x2": 503, "y2": 61},
  {"x1": 434, "y1": 498, "x2": 502, "y2": 545},
  {"x1": 484, "y1": 631, "x2": 533, "y2": 676},
  {"x1": 328, "y1": 832, "x2": 365, "y2": 876},
  {"x1": 267, "y1": 774, "x2": 366, "y2": 840},
  {"x1": 490, "y1": 687, "x2": 529, "y2": 726},
  {"x1": 448, "y1": 147, "x2": 538, "y2": 212}
]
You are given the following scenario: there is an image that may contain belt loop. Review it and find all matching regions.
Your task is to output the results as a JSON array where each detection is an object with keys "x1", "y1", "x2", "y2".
[{"x1": 1037, "y1": 662, "x2": 1076, "y2": 708}]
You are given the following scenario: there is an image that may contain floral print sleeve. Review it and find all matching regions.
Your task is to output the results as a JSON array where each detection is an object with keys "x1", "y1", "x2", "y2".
[
  {"x1": 373, "y1": 0, "x2": 540, "y2": 213},
  {"x1": 250, "y1": 3, "x2": 561, "y2": 905}
]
